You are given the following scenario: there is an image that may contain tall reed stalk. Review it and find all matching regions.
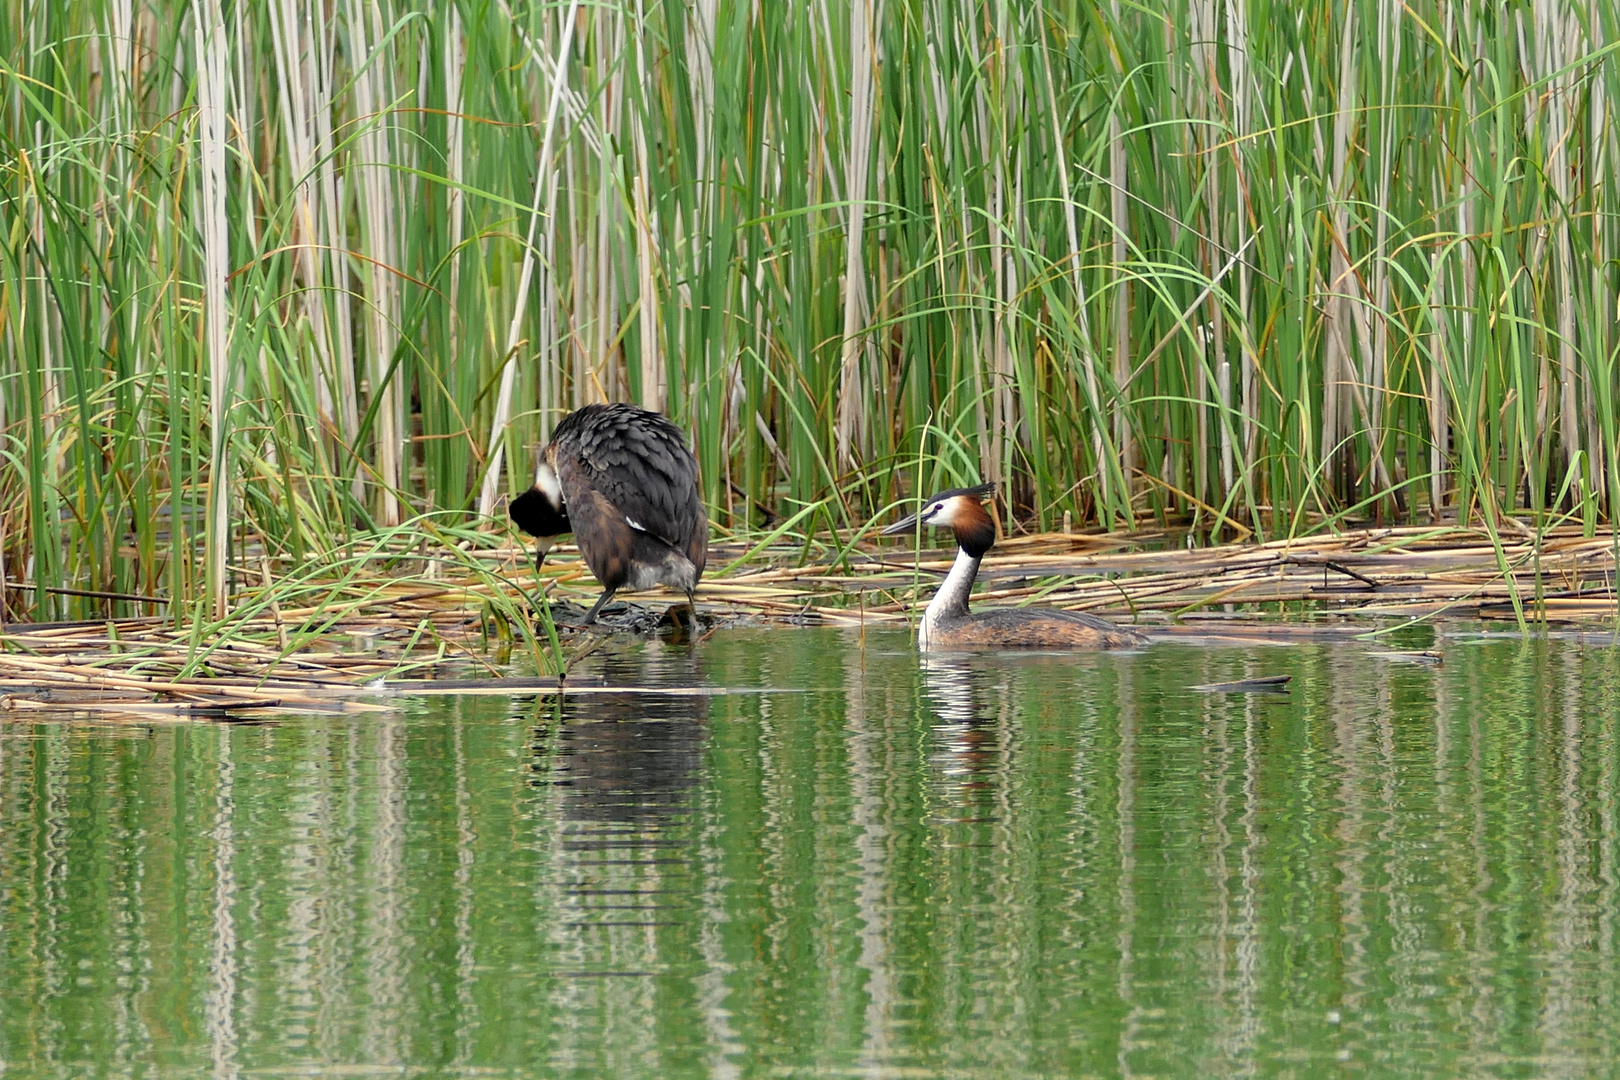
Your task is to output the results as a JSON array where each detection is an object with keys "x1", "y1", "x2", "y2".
[{"x1": 2, "y1": 0, "x2": 1619, "y2": 620}]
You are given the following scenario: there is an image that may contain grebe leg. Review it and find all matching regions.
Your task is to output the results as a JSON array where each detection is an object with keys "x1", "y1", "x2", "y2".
[{"x1": 581, "y1": 587, "x2": 618, "y2": 625}]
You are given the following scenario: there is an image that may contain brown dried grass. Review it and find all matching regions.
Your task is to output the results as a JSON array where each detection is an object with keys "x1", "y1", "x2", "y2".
[{"x1": 4, "y1": 525, "x2": 1615, "y2": 718}]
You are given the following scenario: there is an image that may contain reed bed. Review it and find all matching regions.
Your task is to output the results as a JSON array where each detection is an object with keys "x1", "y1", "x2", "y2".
[
  {"x1": 727, "y1": 523, "x2": 1620, "y2": 629},
  {"x1": 0, "y1": 517, "x2": 572, "y2": 714},
  {"x1": 849, "y1": 526, "x2": 1620, "y2": 625},
  {"x1": 4, "y1": 0, "x2": 1620, "y2": 628},
  {"x1": 5, "y1": 521, "x2": 1615, "y2": 716}
]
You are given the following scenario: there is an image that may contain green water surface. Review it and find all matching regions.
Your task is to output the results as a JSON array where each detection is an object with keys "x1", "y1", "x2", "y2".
[{"x1": 3, "y1": 626, "x2": 1620, "y2": 1078}]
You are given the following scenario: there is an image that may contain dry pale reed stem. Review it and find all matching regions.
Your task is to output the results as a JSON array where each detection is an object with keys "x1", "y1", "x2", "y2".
[
  {"x1": 476, "y1": 0, "x2": 584, "y2": 519},
  {"x1": 194, "y1": 0, "x2": 231, "y2": 618},
  {"x1": 834, "y1": 0, "x2": 877, "y2": 471}
]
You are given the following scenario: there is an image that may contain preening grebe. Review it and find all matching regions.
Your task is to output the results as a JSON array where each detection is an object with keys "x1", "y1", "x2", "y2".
[
  {"x1": 509, "y1": 403, "x2": 707, "y2": 624},
  {"x1": 882, "y1": 483, "x2": 1145, "y2": 650}
]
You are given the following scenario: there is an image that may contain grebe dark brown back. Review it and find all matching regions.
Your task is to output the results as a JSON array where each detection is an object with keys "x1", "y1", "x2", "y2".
[
  {"x1": 882, "y1": 483, "x2": 1145, "y2": 649},
  {"x1": 509, "y1": 403, "x2": 707, "y2": 624}
]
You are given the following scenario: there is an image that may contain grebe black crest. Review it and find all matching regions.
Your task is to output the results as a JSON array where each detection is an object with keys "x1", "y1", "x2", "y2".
[
  {"x1": 509, "y1": 403, "x2": 707, "y2": 624},
  {"x1": 882, "y1": 483, "x2": 1145, "y2": 650}
]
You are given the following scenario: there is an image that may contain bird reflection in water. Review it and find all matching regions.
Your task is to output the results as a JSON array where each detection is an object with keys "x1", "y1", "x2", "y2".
[
  {"x1": 531, "y1": 690, "x2": 708, "y2": 825},
  {"x1": 525, "y1": 647, "x2": 709, "y2": 958},
  {"x1": 918, "y1": 653, "x2": 1012, "y2": 804},
  {"x1": 527, "y1": 647, "x2": 708, "y2": 826}
]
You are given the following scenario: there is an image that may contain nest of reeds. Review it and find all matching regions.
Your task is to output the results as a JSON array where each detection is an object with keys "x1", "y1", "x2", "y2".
[{"x1": 2, "y1": 521, "x2": 1615, "y2": 719}]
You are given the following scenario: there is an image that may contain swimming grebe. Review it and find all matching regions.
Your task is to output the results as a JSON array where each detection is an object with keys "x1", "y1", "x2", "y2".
[
  {"x1": 509, "y1": 403, "x2": 707, "y2": 624},
  {"x1": 882, "y1": 483, "x2": 1146, "y2": 649}
]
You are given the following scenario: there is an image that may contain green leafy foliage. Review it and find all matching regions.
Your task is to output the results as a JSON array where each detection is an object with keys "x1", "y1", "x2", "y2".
[{"x1": 2, "y1": 0, "x2": 1617, "y2": 619}]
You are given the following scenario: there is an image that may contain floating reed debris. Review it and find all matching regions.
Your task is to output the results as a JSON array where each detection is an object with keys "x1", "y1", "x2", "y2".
[
  {"x1": 0, "y1": 620, "x2": 425, "y2": 719},
  {"x1": 4, "y1": 521, "x2": 1616, "y2": 719},
  {"x1": 1191, "y1": 675, "x2": 1293, "y2": 694},
  {"x1": 824, "y1": 523, "x2": 1620, "y2": 629},
  {"x1": 0, "y1": 564, "x2": 528, "y2": 716},
  {"x1": 1367, "y1": 651, "x2": 1446, "y2": 666}
]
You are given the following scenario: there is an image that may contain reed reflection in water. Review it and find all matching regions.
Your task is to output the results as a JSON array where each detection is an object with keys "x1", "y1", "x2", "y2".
[{"x1": 1, "y1": 627, "x2": 1619, "y2": 1077}]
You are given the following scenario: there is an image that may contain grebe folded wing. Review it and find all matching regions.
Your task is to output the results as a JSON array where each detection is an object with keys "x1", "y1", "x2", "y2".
[
  {"x1": 924, "y1": 606, "x2": 1147, "y2": 649},
  {"x1": 551, "y1": 404, "x2": 707, "y2": 573},
  {"x1": 510, "y1": 403, "x2": 708, "y2": 625}
]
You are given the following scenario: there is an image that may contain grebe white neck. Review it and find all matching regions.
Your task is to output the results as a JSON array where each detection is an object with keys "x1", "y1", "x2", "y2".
[
  {"x1": 535, "y1": 461, "x2": 563, "y2": 507},
  {"x1": 919, "y1": 547, "x2": 981, "y2": 649}
]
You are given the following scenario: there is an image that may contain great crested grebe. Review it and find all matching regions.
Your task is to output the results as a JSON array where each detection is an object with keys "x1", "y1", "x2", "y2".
[
  {"x1": 882, "y1": 483, "x2": 1146, "y2": 650},
  {"x1": 509, "y1": 403, "x2": 707, "y2": 624}
]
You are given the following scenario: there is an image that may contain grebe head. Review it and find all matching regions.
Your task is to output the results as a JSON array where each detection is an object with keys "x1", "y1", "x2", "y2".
[
  {"x1": 509, "y1": 461, "x2": 571, "y2": 568},
  {"x1": 881, "y1": 482, "x2": 998, "y2": 558}
]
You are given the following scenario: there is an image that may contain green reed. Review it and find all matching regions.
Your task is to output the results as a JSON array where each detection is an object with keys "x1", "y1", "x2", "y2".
[{"x1": 2, "y1": 0, "x2": 1618, "y2": 621}]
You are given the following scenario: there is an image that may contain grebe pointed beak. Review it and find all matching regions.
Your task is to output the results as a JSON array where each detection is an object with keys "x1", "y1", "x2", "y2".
[
  {"x1": 882, "y1": 511, "x2": 923, "y2": 536},
  {"x1": 533, "y1": 535, "x2": 555, "y2": 571}
]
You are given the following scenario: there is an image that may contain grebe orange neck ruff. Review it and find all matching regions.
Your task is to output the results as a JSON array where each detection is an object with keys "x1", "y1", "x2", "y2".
[{"x1": 882, "y1": 483, "x2": 1145, "y2": 650}]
